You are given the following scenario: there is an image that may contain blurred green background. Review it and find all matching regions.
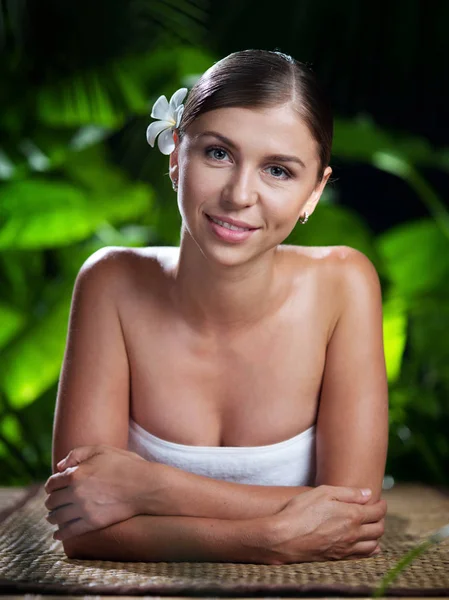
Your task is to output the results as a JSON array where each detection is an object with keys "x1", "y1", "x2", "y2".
[{"x1": 0, "y1": 0, "x2": 448, "y2": 486}]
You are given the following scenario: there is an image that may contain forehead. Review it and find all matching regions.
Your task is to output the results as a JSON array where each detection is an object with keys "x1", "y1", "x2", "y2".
[{"x1": 187, "y1": 105, "x2": 318, "y2": 163}]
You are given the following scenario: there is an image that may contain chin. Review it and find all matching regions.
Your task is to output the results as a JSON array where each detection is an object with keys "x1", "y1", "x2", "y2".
[
  {"x1": 201, "y1": 238, "x2": 273, "y2": 270},
  {"x1": 183, "y1": 214, "x2": 273, "y2": 268}
]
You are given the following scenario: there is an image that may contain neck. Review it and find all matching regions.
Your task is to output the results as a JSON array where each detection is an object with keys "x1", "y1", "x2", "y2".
[{"x1": 169, "y1": 232, "x2": 287, "y2": 334}]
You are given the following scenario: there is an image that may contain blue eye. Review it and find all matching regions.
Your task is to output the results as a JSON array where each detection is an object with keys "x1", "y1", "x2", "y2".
[
  {"x1": 205, "y1": 146, "x2": 292, "y2": 180},
  {"x1": 206, "y1": 146, "x2": 229, "y2": 161},
  {"x1": 266, "y1": 165, "x2": 291, "y2": 180}
]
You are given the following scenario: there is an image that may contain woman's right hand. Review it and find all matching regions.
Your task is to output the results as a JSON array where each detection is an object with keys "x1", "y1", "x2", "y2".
[{"x1": 265, "y1": 485, "x2": 387, "y2": 564}]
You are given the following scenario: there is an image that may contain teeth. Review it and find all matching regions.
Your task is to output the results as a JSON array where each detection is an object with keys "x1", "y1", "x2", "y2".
[{"x1": 209, "y1": 215, "x2": 250, "y2": 231}]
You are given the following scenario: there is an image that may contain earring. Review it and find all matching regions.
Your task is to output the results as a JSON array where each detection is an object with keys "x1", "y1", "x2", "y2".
[
  {"x1": 298, "y1": 211, "x2": 309, "y2": 224},
  {"x1": 172, "y1": 179, "x2": 178, "y2": 192}
]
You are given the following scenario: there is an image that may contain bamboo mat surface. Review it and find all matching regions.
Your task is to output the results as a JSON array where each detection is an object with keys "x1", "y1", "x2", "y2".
[{"x1": 0, "y1": 483, "x2": 448, "y2": 596}]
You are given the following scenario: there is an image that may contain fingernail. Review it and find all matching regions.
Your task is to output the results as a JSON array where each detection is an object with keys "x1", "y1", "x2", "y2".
[
  {"x1": 361, "y1": 488, "x2": 372, "y2": 496},
  {"x1": 57, "y1": 459, "x2": 66, "y2": 469}
]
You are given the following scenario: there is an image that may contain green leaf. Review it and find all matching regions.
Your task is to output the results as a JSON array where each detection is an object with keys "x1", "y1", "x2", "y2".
[
  {"x1": 408, "y1": 292, "x2": 449, "y2": 390},
  {"x1": 377, "y1": 220, "x2": 449, "y2": 298},
  {"x1": 35, "y1": 45, "x2": 215, "y2": 128},
  {"x1": 382, "y1": 293, "x2": 407, "y2": 383},
  {"x1": 0, "y1": 414, "x2": 21, "y2": 446},
  {"x1": 0, "y1": 292, "x2": 72, "y2": 409},
  {"x1": 389, "y1": 389, "x2": 411, "y2": 428},
  {"x1": 0, "y1": 179, "x2": 152, "y2": 249},
  {"x1": 63, "y1": 144, "x2": 131, "y2": 192},
  {"x1": 176, "y1": 47, "x2": 217, "y2": 87},
  {"x1": 0, "y1": 303, "x2": 26, "y2": 349},
  {"x1": 0, "y1": 251, "x2": 44, "y2": 310},
  {"x1": 372, "y1": 156, "x2": 449, "y2": 241},
  {"x1": 334, "y1": 117, "x2": 449, "y2": 172},
  {"x1": 37, "y1": 71, "x2": 127, "y2": 128}
]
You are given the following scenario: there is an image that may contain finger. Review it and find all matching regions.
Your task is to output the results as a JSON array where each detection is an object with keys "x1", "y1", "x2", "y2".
[
  {"x1": 344, "y1": 539, "x2": 379, "y2": 559},
  {"x1": 359, "y1": 499, "x2": 387, "y2": 524},
  {"x1": 44, "y1": 466, "x2": 79, "y2": 493},
  {"x1": 53, "y1": 518, "x2": 91, "y2": 542},
  {"x1": 46, "y1": 503, "x2": 79, "y2": 527},
  {"x1": 347, "y1": 546, "x2": 381, "y2": 560},
  {"x1": 45, "y1": 487, "x2": 73, "y2": 510},
  {"x1": 57, "y1": 445, "x2": 103, "y2": 470},
  {"x1": 320, "y1": 485, "x2": 373, "y2": 504},
  {"x1": 357, "y1": 520, "x2": 385, "y2": 542}
]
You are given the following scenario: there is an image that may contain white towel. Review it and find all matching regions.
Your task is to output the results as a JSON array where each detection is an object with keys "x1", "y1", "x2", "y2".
[{"x1": 128, "y1": 417, "x2": 316, "y2": 486}]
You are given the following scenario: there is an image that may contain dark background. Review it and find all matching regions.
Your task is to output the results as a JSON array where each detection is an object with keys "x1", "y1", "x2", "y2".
[{"x1": 206, "y1": 0, "x2": 449, "y2": 233}]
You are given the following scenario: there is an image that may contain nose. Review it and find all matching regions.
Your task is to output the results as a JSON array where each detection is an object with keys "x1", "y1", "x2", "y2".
[{"x1": 221, "y1": 165, "x2": 258, "y2": 209}]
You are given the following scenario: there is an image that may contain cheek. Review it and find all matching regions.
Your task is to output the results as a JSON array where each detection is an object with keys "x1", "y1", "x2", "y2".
[
  {"x1": 182, "y1": 162, "x2": 224, "y2": 205},
  {"x1": 263, "y1": 191, "x2": 305, "y2": 223}
]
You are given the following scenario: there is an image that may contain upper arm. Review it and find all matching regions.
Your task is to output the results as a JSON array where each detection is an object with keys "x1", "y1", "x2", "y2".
[
  {"x1": 52, "y1": 247, "x2": 130, "y2": 474},
  {"x1": 315, "y1": 247, "x2": 389, "y2": 502}
]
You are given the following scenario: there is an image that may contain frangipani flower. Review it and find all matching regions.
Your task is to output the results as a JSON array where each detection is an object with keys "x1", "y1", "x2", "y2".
[{"x1": 146, "y1": 87, "x2": 188, "y2": 155}]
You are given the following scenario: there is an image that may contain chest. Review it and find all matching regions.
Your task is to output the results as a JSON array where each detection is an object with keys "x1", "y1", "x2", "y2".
[{"x1": 123, "y1": 291, "x2": 330, "y2": 447}]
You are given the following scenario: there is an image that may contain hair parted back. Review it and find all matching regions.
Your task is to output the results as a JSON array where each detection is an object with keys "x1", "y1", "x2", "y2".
[{"x1": 177, "y1": 49, "x2": 333, "y2": 182}]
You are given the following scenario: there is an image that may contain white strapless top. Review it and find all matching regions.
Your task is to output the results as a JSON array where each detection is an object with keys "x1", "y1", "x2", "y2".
[{"x1": 127, "y1": 417, "x2": 316, "y2": 486}]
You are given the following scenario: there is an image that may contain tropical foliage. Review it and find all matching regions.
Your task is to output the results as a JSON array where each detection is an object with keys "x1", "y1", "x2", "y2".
[{"x1": 0, "y1": 1, "x2": 448, "y2": 485}]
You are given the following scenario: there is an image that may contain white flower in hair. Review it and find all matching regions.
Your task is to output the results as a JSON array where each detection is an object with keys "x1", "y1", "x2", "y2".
[{"x1": 146, "y1": 87, "x2": 188, "y2": 155}]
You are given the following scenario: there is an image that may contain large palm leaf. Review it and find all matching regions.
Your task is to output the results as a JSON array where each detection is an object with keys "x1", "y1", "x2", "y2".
[{"x1": 0, "y1": 0, "x2": 208, "y2": 135}]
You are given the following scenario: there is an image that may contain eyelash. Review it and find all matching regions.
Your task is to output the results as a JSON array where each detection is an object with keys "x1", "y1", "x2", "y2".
[{"x1": 205, "y1": 146, "x2": 293, "y2": 180}]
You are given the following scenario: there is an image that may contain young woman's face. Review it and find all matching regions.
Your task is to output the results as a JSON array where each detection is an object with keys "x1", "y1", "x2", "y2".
[{"x1": 170, "y1": 104, "x2": 331, "y2": 266}]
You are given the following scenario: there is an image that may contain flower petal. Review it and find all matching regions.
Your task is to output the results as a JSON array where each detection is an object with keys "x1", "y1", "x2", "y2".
[
  {"x1": 157, "y1": 127, "x2": 175, "y2": 155},
  {"x1": 146, "y1": 120, "x2": 172, "y2": 147},
  {"x1": 175, "y1": 104, "x2": 185, "y2": 128},
  {"x1": 151, "y1": 95, "x2": 171, "y2": 120},
  {"x1": 169, "y1": 87, "x2": 188, "y2": 112}
]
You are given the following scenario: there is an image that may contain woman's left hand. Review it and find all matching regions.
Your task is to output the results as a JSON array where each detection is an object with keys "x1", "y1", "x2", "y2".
[{"x1": 44, "y1": 445, "x2": 147, "y2": 541}]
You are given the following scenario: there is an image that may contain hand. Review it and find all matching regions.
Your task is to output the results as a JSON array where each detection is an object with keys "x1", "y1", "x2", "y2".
[
  {"x1": 266, "y1": 485, "x2": 387, "y2": 564},
  {"x1": 44, "y1": 445, "x2": 147, "y2": 541}
]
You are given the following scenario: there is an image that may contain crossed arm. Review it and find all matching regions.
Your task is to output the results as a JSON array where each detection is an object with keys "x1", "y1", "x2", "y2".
[
  {"x1": 49, "y1": 246, "x2": 388, "y2": 562},
  {"x1": 57, "y1": 460, "x2": 311, "y2": 561}
]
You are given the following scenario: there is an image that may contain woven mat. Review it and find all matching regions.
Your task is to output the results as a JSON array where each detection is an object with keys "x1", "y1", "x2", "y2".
[{"x1": 0, "y1": 483, "x2": 448, "y2": 596}]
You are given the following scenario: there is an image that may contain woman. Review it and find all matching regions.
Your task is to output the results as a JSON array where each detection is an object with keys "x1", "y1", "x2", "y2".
[{"x1": 44, "y1": 49, "x2": 388, "y2": 564}]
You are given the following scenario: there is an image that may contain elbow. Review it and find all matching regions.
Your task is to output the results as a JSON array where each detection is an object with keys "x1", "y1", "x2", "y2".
[
  {"x1": 62, "y1": 539, "x2": 84, "y2": 559},
  {"x1": 62, "y1": 537, "x2": 94, "y2": 560},
  {"x1": 61, "y1": 523, "x2": 131, "y2": 561},
  {"x1": 62, "y1": 530, "x2": 107, "y2": 560}
]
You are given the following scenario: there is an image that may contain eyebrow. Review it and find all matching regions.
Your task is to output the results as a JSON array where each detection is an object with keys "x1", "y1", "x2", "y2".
[{"x1": 194, "y1": 131, "x2": 307, "y2": 169}]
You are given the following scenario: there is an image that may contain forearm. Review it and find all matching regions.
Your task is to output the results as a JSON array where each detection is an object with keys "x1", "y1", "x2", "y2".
[
  {"x1": 63, "y1": 512, "x2": 275, "y2": 563},
  {"x1": 139, "y1": 461, "x2": 313, "y2": 520}
]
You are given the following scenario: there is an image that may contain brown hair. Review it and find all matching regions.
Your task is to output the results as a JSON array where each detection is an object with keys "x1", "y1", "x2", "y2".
[{"x1": 177, "y1": 49, "x2": 333, "y2": 183}]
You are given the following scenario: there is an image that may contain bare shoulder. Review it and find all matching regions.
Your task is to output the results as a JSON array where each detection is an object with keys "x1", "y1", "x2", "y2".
[
  {"x1": 281, "y1": 245, "x2": 381, "y2": 341},
  {"x1": 78, "y1": 245, "x2": 178, "y2": 295},
  {"x1": 81, "y1": 245, "x2": 170, "y2": 275},
  {"x1": 282, "y1": 243, "x2": 379, "y2": 287},
  {"x1": 317, "y1": 245, "x2": 381, "y2": 300}
]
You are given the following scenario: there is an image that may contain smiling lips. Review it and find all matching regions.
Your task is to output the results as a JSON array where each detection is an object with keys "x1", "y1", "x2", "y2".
[
  {"x1": 205, "y1": 213, "x2": 260, "y2": 244},
  {"x1": 206, "y1": 213, "x2": 260, "y2": 231}
]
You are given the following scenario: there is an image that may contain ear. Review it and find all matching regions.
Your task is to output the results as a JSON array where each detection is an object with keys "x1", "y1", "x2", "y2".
[
  {"x1": 169, "y1": 130, "x2": 180, "y2": 184},
  {"x1": 303, "y1": 166, "x2": 332, "y2": 217}
]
